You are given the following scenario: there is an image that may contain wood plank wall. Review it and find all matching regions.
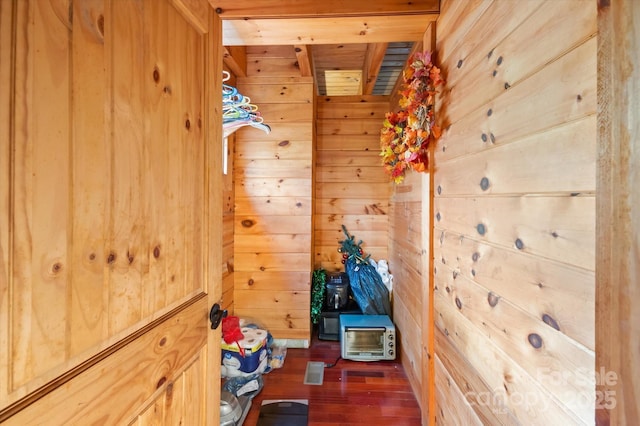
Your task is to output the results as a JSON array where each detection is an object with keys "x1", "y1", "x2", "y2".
[
  {"x1": 432, "y1": 0, "x2": 597, "y2": 424},
  {"x1": 233, "y1": 46, "x2": 314, "y2": 340},
  {"x1": 315, "y1": 96, "x2": 390, "y2": 271},
  {"x1": 386, "y1": 24, "x2": 435, "y2": 423},
  {"x1": 388, "y1": 172, "x2": 426, "y2": 404}
]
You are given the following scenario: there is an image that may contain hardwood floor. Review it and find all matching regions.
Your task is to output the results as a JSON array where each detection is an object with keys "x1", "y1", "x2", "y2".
[{"x1": 234, "y1": 328, "x2": 422, "y2": 425}]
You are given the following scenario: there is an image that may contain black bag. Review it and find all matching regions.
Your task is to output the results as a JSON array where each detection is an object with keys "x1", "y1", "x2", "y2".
[{"x1": 344, "y1": 258, "x2": 391, "y2": 316}]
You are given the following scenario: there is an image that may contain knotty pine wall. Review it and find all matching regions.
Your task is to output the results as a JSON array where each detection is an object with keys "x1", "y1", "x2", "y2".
[
  {"x1": 315, "y1": 96, "x2": 390, "y2": 271},
  {"x1": 233, "y1": 46, "x2": 314, "y2": 340},
  {"x1": 388, "y1": 171, "x2": 430, "y2": 410},
  {"x1": 431, "y1": 0, "x2": 596, "y2": 424}
]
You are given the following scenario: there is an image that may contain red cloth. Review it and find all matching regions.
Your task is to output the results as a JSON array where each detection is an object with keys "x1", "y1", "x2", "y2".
[{"x1": 222, "y1": 316, "x2": 245, "y2": 357}]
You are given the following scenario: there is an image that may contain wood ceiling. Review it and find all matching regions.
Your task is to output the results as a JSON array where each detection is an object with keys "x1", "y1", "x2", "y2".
[{"x1": 211, "y1": 0, "x2": 440, "y2": 96}]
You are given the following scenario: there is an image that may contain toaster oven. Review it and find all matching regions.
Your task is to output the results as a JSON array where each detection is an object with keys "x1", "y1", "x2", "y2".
[{"x1": 340, "y1": 314, "x2": 396, "y2": 361}]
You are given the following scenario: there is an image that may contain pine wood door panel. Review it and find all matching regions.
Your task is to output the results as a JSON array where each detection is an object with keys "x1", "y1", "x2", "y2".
[
  {"x1": 5, "y1": 0, "x2": 72, "y2": 392},
  {"x1": 1, "y1": 0, "x2": 220, "y2": 422}
]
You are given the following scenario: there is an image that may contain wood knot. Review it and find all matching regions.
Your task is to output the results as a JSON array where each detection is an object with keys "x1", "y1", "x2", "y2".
[
  {"x1": 527, "y1": 333, "x2": 543, "y2": 349},
  {"x1": 107, "y1": 252, "x2": 117, "y2": 264},
  {"x1": 542, "y1": 314, "x2": 560, "y2": 331},
  {"x1": 97, "y1": 15, "x2": 104, "y2": 38},
  {"x1": 159, "y1": 337, "x2": 167, "y2": 346},
  {"x1": 278, "y1": 140, "x2": 290, "y2": 147},
  {"x1": 166, "y1": 382, "x2": 174, "y2": 399},
  {"x1": 476, "y1": 223, "x2": 486, "y2": 236},
  {"x1": 515, "y1": 238, "x2": 524, "y2": 250},
  {"x1": 156, "y1": 376, "x2": 167, "y2": 389},
  {"x1": 248, "y1": 279, "x2": 255, "y2": 286},
  {"x1": 241, "y1": 219, "x2": 255, "y2": 228},
  {"x1": 153, "y1": 245, "x2": 161, "y2": 258},
  {"x1": 487, "y1": 292, "x2": 500, "y2": 307},
  {"x1": 480, "y1": 177, "x2": 490, "y2": 191},
  {"x1": 455, "y1": 297, "x2": 462, "y2": 309}
]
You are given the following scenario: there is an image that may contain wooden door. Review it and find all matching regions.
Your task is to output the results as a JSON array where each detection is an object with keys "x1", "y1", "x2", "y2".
[{"x1": 0, "y1": 0, "x2": 223, "y2": 424}]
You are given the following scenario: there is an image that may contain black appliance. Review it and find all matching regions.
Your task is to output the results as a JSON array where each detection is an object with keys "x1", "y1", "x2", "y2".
[
  {"x1": 325, "y1": 272, "x2": 350, "y2": 311},
  {"x1": 318, "y1": 272, "x2": 361, "y2": 340}
]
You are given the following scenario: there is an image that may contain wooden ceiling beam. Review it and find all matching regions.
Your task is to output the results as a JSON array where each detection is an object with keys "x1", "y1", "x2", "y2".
[
  {"x1": 221, "y1": 14, "x2": 437, "y2": 46},
  {"x1": 223, "y1": 46, "x2": 247, "y2": 77},
  {"x1": 208, "y1": 0, "x2": 439, "y2": 19},
  {"x1": 294, "y1": 45, "x2": 313, "y2": 77},
  {"x1": 363, "y1": 42, "x2": 388, "y2": 95}
]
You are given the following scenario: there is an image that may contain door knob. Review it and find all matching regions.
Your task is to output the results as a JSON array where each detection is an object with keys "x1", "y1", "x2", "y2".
[{"x1": 209, "y1": 303, "x2": 227, "y2": 330}]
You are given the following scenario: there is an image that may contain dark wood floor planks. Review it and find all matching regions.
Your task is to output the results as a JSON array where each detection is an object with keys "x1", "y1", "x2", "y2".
[{"x1": 238, "y1": 332, "x2": 422, "y2": 425}]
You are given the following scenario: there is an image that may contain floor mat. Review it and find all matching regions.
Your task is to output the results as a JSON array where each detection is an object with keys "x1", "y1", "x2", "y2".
[
  {"x1": 303, "y1": 361, "x2": 325, "y2": 385},
  {"x1": 257, "y1": 399, "x2": 309, "y2": 426}
]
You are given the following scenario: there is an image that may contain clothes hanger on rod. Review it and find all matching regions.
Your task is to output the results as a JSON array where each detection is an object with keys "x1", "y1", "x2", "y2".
[{"x1": 222, "y1": 71, "x2": 271, "y2": 138}]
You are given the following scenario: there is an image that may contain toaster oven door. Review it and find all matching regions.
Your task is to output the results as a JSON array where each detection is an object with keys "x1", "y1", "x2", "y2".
[{"x1": 342, "y1": 327, "x2": 386, "y2": 359}]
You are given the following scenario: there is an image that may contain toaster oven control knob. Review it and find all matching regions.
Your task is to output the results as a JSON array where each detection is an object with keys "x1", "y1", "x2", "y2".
[
  {"x1": 388, "y1": 334, "x2": 393, "y2": 340},
  {"x1": 389, "y1": 349, "x2": 394, "y2": 356},
  {"x1": 389, "y1": 342, "x2": 394, "y2": 348}
]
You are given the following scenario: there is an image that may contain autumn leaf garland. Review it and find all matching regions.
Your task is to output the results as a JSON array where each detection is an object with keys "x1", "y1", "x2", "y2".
[{"x1": 380, "y1": 51, "x2": 444, "y2": 184}]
